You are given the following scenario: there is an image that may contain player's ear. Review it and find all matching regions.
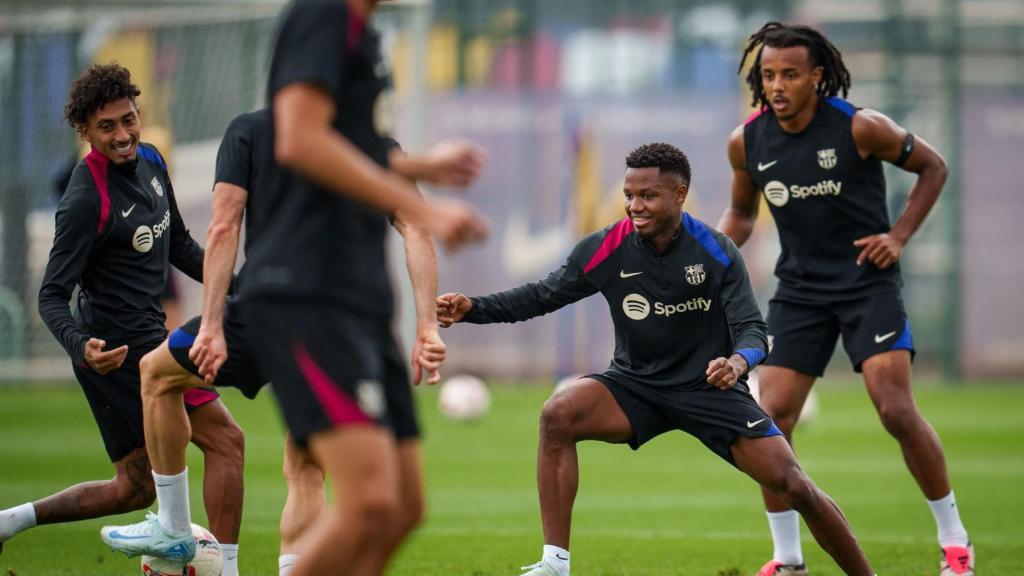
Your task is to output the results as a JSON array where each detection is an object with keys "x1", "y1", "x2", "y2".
[
  {"x1": 675, "y1": 183, "x2": 688, "y2": 205},
  {"x1": 811, "y1": 65, "x2": 823, "y2": 88}
]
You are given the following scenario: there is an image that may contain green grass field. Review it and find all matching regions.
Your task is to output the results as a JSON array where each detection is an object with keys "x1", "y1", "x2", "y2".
[{"x1": 1, "y1": 381, "x2": 1022, "y2": 575}]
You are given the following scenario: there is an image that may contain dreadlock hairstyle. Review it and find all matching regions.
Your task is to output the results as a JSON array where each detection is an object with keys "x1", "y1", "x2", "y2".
[{"x1": 739, "y1": 22, "x2": 851, "y2": 109}]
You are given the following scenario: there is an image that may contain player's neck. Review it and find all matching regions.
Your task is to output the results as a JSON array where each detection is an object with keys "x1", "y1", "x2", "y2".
[
  {"x1": 776, "y1": 94, "x2": 819, "y2": 134},
  {"x1": 346, "y1": 0, "x2": 373, "y2": 19}
]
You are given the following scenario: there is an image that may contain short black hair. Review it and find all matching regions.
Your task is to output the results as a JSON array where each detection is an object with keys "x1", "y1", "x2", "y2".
[
  {"x1": 625, "y1": 143, "x2": 691, "y2": 185},
  {"x1": 739, "y1": 22, "x2": 851, "y2": 109},
  {"x1": 64, "y1": 63, "x2": 141, "y2": 132}
]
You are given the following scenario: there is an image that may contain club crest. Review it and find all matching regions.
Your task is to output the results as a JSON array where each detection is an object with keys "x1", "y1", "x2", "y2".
[
  {"x1": 685, "y1": 263, "x2": 706, "y2": 286},
  {"x1": 817, "y1": 148, "x2": 837, "y2": 170},
  {"x1": 150, "y1": 176, "x2": 164, "y2": 197}
]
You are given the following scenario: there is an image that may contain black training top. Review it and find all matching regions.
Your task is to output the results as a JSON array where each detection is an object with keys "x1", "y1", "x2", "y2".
[
  {"x1": 243, "y1": 0, "x2": 396, "y2": 315},
  {"x1": 38, "y1": 144, "x2": 204, "y2": 364},
  {"x1": 464, "y1": 213, "x2": 768, "y2": 389},
  {"x1": 213, "y1": 108, "x2": 275, "y2": 280},
  {"x1": 744, "y1": 97, "x2": 901, "y2": 302}
]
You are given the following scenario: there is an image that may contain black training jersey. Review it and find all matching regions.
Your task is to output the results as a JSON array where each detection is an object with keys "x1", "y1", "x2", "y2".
[
  {"x1": 213, "y1": 108, "x2": 274, "y2": 281},
  {"x1": 39, "y1": 144, "x2": 204, "y2": 364},
  {"x1": 744, "y1": 97, "x2": 901, "y2": 302},
  {"x1": 464, "y1": 213, "x2": 768, "y2": 389},
  {"x1": 243, "y1": 0, "x2": 395, "y2": 314}
]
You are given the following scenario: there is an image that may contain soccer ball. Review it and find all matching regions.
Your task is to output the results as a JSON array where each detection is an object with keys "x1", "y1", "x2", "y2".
[
  {"x1": 746, "y1": 370, "x2": 820, "y2": 425},
  {"x1": 141, "y1": 524, "x2": 223, "y2": 576},
  {"x1": 438, "y1": 374, "x2": 490, "y2": 422}
]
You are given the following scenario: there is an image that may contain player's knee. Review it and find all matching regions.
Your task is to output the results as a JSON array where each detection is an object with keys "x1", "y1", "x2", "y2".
[
  {"x1": 877, "y1": 402, "x2": 917, "y2": 439},
  {"x1": 344, "y1": 488, "x2": 401, "y2": 537},
  {"x1": 139, "y1": 350, "x2": 174, "y2": 398},
  {"x1": 114, "y1": 472, "x2": 156, "y2": 511},
  {"x1": 774, "y1": 470, "x2": 816, "y2": 511},
  {"x1": 539, "y1": 396, "x2": 577, "y2": 441}
]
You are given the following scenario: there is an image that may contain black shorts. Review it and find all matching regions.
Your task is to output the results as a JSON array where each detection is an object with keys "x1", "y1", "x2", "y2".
[
  {"x1": 74, "y1": 338, "x2": 220, "y2": 462},
  {"x1": 763, "y1": 292, "x2": 916, "y2": 377},
  {"x1": 168, "y1": 299, "x2": 267, "y2": 399},
  {"x1": 589, "y1": 371, "x2": 782, "y2": 467},
  {"x1": 239, "y1": 295, "x2": 419, "y2": 446}
]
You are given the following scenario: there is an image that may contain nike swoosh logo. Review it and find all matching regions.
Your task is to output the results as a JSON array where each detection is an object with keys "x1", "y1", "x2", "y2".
[
  {"x1": 556, "y1": 554, "x2": 569, "y2": 561},
  {"x1": 121, "y1": 204, "x2": 136, "y2": 218},
  {"x1": 747, "y1": 418, "x2": 766, "y2": 428},
  {"x1": 619, "y1": 271, "x2": 643, "y2": 278},
  {"x1": 874, "y1": 331, "x2": 897, "y2": 344},
  {"x1": 106, "y1": 530, "x2": 150, "y2": 540},
  {"x1": 757, "y1": 160, "x2": 778, "y2": 172}
]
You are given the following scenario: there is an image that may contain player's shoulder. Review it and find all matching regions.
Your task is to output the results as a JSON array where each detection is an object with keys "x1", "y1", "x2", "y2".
[
  {"x1": 225, "y1": 108, "x2": 272, "y2": 140},
  {"x1": 63, "y1": 160, "x2": 102, "y2": 204},
  {"x1": 282, "y1": 0, "x2": 349, "y2": 28},
  {"x1": 571, "y1": 217, "x2": 636, "y2": 270},
  {"x1": 136, "y1": 142, "x2": 169, "y2": 171},
  {"x1": 681, "y1": 212, "x2": 736, "y2": 268}
]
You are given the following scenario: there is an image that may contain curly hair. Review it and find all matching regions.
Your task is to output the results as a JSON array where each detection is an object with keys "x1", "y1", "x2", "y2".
[
  {"x1": 64, "y1": 63, "x2": 141, "y2": 132},
  {"x1": 739, "y1": 22, "x2": 851, "y2": 109},
  {"x1": 625, "y1": 143, "x2": 691, "y2": 185}
]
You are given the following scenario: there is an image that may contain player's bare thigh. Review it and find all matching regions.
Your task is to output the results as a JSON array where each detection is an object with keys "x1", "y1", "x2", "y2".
[{"x1": 541, "y1": 378, "x2": 633, "y2": 443}]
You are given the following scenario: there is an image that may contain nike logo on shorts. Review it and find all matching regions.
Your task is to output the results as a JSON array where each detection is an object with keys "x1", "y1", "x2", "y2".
[
  {"x1": 874, "y1": 331, "x2": 897, "y2": 344},
  {"x1": 747, "y1": 418, "x2": 766, "y2": 428}
]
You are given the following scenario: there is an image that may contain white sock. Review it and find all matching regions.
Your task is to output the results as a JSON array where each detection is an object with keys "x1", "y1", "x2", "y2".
[
  {"x1": 0, "y1": 503, "x2": 36, "y2": 541},
  {"x1": 928, "y1": 491, "x2": 969, "y2": 547},
  {"x1": 220, "y1": 543, "x2": 239, "y2": 576},
  {"x1": 279, "y1": 553, "x2": 299, "y2": 576},
  {"x1": 153, "y1": 468, "x2": 191, "y2": 536},
  {"x1": 542, "y1": 544, "x2": 570, "y2": 575},
  {"x1": 766, "y1": 510, "x2": 803, "y2": 565}
]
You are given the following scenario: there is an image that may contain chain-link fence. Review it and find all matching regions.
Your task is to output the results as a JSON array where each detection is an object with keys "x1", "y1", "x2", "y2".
[{"x1": 1, "y1": 0, "x2": 1021, "y2": 382}]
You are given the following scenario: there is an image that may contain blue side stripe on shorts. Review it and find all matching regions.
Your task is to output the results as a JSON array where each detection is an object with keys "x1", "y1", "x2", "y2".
[
  {"x1": 765, "y1": 421, "x2": 783, "y2": 437},
  {"x1": 168, "y1": 328, "x2": 196, "y2": 350},
  {"x1": 890, "y1": 318, "x2": 913, "y2": 350}
]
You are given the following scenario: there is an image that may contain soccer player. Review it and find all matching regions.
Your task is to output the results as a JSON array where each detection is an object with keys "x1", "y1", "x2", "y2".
[
  {"x1": 717, "y1": 22, "x2": 972, "y2": 576},
  {"x1": 0, "y1": 64, "x2": 245, "y2": 560},
  {"x1": 438, "y1": 143, "x2": 875, "y2": 576},
  {"x1": 100, "y1": 106, "x2": 485, "y2": 576}
]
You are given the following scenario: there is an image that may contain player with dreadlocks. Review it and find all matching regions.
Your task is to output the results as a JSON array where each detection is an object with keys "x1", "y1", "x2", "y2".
[{"x1": 718, "y1": 22, "x2": 973, "y2": 576}]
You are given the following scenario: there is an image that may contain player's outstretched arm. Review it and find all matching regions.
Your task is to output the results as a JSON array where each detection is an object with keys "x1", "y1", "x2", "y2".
[
  {"x1": 851, "y1": 109, "x2": 949, "y2": 269},
  {"x1": 389, "y1": 138, "x2": 487, "y2": 188},
  {"x1": 190, "y1": 182, "x2": 247, "y2": 382},
  {"x1": 717, "y1": 125, "x2": 760, "y2": 247},
  {"x1": 395, "y1": 210, "x2": 446, "y2": 384},
  {"x1": 273, "y1": 85, "x2": 489, "y2": 253}
]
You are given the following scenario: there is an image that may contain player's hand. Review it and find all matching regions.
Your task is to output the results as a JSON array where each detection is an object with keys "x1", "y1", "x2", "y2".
[
  {"x1": 422, "y1": 138, "x2": 487, "y2": 188},
  {"x1": 853, "y1": 232, "x2": 904, "y2": 269},
  {"x1": 423, "y1": 196, "x2": 490, "y2": 253},
  {"x1": 189, "y1": 326, "x2": 228, "y2": 384},
  {"x1": 706, "y1": 355, "x2": 747, "y2": 390},
  {"x1": 436, "y1": 293, "x2": 473, "y2": 327},
  {"x1": 412, "y1": 328, "x2": 446, "y2": 385},
  {"x1": 84, "y1": 338, "x2": 128, "y2": 374}
]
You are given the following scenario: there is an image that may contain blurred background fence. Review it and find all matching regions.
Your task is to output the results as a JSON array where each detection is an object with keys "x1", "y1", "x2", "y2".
[{"x1": 1, "y1": 0, "x2": 1021, "y2": 382}]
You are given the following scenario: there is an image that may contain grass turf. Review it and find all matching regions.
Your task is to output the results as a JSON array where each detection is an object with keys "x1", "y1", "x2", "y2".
[{"x1": 0, "y1": 381, "x2": 1021, "y2": 575}]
